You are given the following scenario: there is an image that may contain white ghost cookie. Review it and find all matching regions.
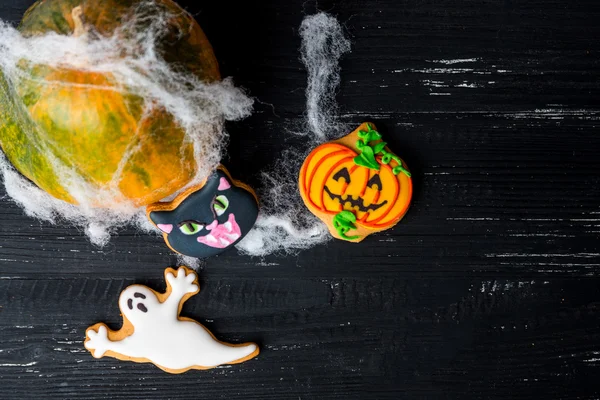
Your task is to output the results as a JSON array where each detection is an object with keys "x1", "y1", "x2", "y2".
[{"x1": 84, "y1": 266, "x2": 259, "y2": 373}]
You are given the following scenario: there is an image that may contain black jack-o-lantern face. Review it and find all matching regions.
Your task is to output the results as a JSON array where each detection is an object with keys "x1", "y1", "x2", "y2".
[
  {"x1": 313, "y1": 154, "x2": 403, "y2": 224},
  {"x1": 323, "y1": 166, "x2": 388, "y2": 213}
]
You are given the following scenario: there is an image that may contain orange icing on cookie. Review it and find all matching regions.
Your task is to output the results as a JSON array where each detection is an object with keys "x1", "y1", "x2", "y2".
[{"x1": 299, "y1": 122, "x2": 412, "y2": 242}]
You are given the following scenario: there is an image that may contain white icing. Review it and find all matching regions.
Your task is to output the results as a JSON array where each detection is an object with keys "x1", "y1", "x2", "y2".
[
  {"x1": 85, "y1": 268, "x2": 257, "y2": 370},
  {"x1": 204, "y1": 234, "x2": 218, "y2": 243}
]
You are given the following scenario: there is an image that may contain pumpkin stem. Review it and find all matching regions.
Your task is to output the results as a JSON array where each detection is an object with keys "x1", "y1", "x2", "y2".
[{"x1": 71, "y1": 6, "x2": 87, "y2": 37}]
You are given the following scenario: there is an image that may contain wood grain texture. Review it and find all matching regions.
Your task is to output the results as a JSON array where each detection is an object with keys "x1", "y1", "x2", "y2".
[{"x1": 1, "y1": 0, "x2": 599, "y2": 398}]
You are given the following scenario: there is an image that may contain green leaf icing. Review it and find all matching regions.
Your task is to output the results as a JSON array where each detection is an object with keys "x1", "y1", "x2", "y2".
[
  {"x1": 353, "y1": 145, "x2": 380, "y2": 170},
  {"x1": 372, "y1": 141, "x2": 387, "y2": 154},
  {"x1": 333, "y1": 211, "x2": 360, "y2": 241},
  {"x1": 353, "y1": 123, "x2": 411, "y2": 178}
]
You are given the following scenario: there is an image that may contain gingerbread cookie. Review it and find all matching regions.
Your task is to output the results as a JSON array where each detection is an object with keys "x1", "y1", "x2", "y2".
[
  {"x1": 147, "y1": 166, "x2": 259, "y2": 258},
  {"x1": 84, "y1": 267, "x2": 259, "y2": 373},
  {"x1": 299, "y1": 122, "x2": 412, "y2": 242}
]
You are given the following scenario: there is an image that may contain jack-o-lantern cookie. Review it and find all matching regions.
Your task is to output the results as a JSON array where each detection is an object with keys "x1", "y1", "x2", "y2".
[
  {"x1": 147, "y1": 166, "x2": 259, "y2": 258},
  {"x1": 299, "y1": 122, "x2": 412, "y2": 242}
]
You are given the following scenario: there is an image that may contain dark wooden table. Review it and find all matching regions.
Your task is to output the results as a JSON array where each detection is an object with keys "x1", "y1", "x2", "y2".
[{"x1": 1, "y1": 0, "x2": 599, "y2": 398}]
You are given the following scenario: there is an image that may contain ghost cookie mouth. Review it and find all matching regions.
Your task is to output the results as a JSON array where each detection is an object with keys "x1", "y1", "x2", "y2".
[{"x1": 197, "y1": 213, "x2": 241, "y2": 248}]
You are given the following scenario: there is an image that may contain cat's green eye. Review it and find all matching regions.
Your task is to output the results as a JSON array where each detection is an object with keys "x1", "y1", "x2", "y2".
[
  {"x1": 178, "y1": 221, "x2": 204, "y2": 235},
  {"x1": 213, "y1": 195, "x2": 229, "y2": 216}
]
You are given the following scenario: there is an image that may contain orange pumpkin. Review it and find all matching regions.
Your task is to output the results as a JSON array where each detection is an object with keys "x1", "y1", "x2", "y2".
[
  {"x1": 0, "y1": 0, "x2": 220, "y2": 207},
  {"x1": 299, "y1": 122, "x2": 412, "y2": 242}
]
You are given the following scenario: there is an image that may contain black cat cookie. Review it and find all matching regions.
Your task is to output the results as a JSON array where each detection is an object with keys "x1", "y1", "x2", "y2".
[{"x1": 147, "y1": 167, "x2": 259, "y2": 258}]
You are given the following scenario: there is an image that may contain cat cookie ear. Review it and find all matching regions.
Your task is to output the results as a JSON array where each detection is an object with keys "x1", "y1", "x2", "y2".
[
  {"x1": 214, "y1": 169, "x2": 232, "y2": 191},
  {"x1": 157, "y1": 223, "x2": 173, "y2": 234},
  {"x1": 148, "y1": 211, "x2": 173, "y2": 234},
  {"x1": 218, "y1": 177, "x2": 231, "y2": 191}
]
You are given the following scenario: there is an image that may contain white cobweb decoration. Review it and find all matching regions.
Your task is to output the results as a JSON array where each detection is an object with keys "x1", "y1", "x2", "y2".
[
  {"x1": 0, "y1": 1, "x2": 253, "y2": 246},
  {"x1": 236, "y1": 12, "x2": 351, "y2": 256},
  {"x1": 0, "y1": 5, "x2": 351, "y2": 257}
]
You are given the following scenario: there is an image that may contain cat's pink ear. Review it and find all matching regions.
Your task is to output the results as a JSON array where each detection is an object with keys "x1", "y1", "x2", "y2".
[
  {"x1": 218, "y1": 177, "x2": 231, "y2": 191},
  {"x1": 157, "y1": 224, "x2": 173, "y2": 234}
]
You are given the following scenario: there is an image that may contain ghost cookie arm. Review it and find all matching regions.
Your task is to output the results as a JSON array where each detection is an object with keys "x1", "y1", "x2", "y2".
[
  {"x1": 163, "y1": 267, "x2": 199, "y2": 315},
  {"x1": 85, "y1": 325, "x2": 140, "y2": 359}
]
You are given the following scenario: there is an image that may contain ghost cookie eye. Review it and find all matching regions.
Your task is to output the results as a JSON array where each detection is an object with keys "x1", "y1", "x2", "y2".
[
  {"x1": 212, "y1": 195, "x2": 229, "y2": 216},
  {"x1": 178, "y1": 221, "x2": 204, "y2": 235}
]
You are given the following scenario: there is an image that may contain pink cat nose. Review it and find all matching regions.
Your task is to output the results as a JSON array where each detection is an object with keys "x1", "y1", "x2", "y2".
[{"x1": 206, "y1": 220, "x2": 219, "y2": 230}]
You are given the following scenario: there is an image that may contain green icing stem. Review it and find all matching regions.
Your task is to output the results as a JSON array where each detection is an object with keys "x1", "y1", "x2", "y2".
[
  {"x1": 333, "y1": 211, "x2": 360, "y2": 241},
  {"x1": 353, "y1": 124, "x2": 411, "y2": 178}
]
